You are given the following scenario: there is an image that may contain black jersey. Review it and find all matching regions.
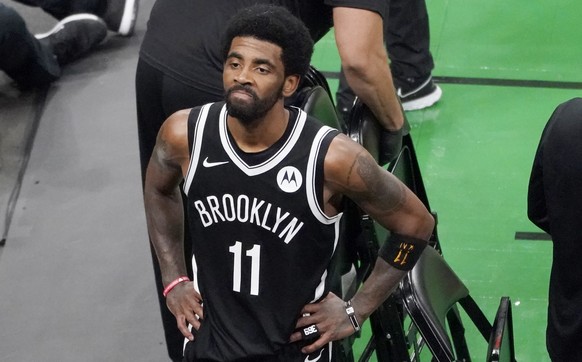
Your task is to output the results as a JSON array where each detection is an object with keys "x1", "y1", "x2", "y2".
[{"x1": 183, "y1": 102, "x2": 342, "y2": 361}]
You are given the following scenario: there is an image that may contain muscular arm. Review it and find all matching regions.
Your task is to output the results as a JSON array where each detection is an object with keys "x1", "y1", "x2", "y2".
[
  {"x1": 292, "y1": 134, "x2": 434, "y2": 353},
  {"x1": 144, "y1": 110, "x2": 190, "y2": 282},
  {"x1": 144, "y1": 109, "x2": 203, "y2": 339},
  {"x1": 327, "y1": 134, "x2": 434, "y2": 317},
  {"x1": 333, "y1": 7, "x2": 404, "y2": 131}
]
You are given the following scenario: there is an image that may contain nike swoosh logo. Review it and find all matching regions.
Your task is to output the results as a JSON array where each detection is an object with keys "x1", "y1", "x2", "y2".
[
  {"x1": 304, "y1": 348, "x2": 324, "y2": 362},
  {"x1": 202, "y1": 157, "x2": 229, "y2": 168}
]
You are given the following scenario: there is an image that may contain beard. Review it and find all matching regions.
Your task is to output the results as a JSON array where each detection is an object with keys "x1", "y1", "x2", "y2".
[{"x1": 225, "y1": 83, "x2": 284, "y2": 126}]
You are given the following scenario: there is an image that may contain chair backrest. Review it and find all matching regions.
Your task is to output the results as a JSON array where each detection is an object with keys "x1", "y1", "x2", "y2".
[
  {"x1": 286, "y1": 65, "x2": 345, "y2": 132},
  {"x1": 295, "y1": 85, "x2": 344, "y2": 131},
  {"x1": 346, "y1": 99, "x2": 383, "y2": 163},
  {"x1": 487, "y1": 296, "x2": 516, "y2": 362},
  {"x1": 400, "y1": 246, "x2": 471, "y2": 361},
  {"x1": 400, "y1": 246, "x2": 518, "y2": 362}
]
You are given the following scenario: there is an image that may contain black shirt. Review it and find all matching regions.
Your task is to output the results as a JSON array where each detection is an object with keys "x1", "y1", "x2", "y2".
[{"x1": 139, "y1": 0, "x2": 386, "y2": 94}]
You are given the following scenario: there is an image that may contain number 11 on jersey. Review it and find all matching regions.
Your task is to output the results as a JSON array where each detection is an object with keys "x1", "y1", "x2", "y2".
[{"x1": 229, "y1": 241, "x2": 261, "y2": 296}]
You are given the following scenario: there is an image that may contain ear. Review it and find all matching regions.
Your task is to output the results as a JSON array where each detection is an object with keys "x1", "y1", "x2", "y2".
[{"x1": 282, "y1": 75, "x2": 301, "y2": 97}]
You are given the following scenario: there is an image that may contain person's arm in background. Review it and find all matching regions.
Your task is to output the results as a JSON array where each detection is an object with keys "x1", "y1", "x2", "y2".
[{"x1": 333, "y1": 7, "x2": 404, "y2": 133}]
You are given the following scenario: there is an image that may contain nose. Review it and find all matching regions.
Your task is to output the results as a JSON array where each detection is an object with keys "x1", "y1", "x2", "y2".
[{"x1": 234, "y1": 66, "x2": 251, "y2": 85}]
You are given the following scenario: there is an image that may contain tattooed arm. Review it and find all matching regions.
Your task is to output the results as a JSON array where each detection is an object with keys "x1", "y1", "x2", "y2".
[
  {"x1": 291, "y1": 133, "x2": 434, "y2": 353},
  {"x1": 144, "y1": 109, "x2": 203, "y2": 340}
]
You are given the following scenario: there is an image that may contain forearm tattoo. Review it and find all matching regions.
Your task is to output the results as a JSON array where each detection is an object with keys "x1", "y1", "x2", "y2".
[{"x1": 349, "y1": 152, "x2": 406, "y2": 213}]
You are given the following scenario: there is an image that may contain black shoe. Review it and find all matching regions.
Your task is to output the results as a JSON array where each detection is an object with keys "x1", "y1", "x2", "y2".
[
  {"x1": 101, "y1": 0, "x2": 139, "y2": 36},
  {"x1": 395, "y1": 75, "x2": 442, "y2": 111},
  {"x1": 35, "y1": 14, "x2": 107, "y2": 66}
]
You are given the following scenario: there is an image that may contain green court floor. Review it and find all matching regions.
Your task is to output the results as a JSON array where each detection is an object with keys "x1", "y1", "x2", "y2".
[{"x1": 312, "y1": 0, "x2": 582, "y2": 360}]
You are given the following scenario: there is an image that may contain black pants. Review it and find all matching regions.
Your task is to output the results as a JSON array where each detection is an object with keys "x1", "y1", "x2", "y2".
[
  {"x1": 135, "y1": 58, "x2": 223, "y2": 362},
  {"x1": 336, "y1": 0, "x2": 434, "y2": 113},
  {"x1": 0, "y1": 0, "x2": 101, "y2": 88},
  {"x1": 0, "y1": 3, "x2": 60, "y2": 87}
]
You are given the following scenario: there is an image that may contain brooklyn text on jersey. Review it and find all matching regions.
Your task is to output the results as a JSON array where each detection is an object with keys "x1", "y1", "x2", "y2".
[{"x1": 192, "y1": 193, "x2": 304, "y2": 244}]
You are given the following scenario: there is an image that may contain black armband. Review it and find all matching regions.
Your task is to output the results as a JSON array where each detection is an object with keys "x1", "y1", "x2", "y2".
[{"x1": 378, "y1": 233, "x2": 428, "y2": 271}]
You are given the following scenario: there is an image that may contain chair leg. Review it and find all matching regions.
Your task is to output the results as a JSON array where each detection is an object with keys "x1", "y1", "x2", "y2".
[
  {"x1": 447, "y1": 305, "x2": 472, "y2": 362},
  {"x1": 365, "y1": 296, "x2": 411, "y2": 362}
]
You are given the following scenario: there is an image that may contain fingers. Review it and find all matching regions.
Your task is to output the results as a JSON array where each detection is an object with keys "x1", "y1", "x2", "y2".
[
  {"x1": 177, "y1": 315, "x2": 194, "y2": 341},
  {"x1": 289, "y1": 292, "x2": 353, "y2": 353},
  {"x1": 290, "y1": 322, "x2": 332, "y2": 354},
  {"x1": 184, "y1": 308, "x2": 202, "y2": 332},
  {"x1": 166, "y1": 284, "x2": 204, "y2": 341},
  {"x1": 301, "y1": 335, "x2": 329, "y2": 355},
  {"x1": 299, "y1": 324, "x2": 320, "y2": 340}
]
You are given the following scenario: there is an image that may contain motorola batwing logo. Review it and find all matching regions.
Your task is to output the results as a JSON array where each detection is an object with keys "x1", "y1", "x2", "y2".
[{"x1": 276, "y1": 166, "x2": 302, "y2": 193}]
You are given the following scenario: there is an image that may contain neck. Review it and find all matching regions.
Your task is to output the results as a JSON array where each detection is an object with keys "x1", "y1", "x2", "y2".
[{"x1": 227, "y1": 102, "x2": 289, "y2": 153}]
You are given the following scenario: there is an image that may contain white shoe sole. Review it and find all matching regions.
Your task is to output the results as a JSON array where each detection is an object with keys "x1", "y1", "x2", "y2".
[
  {"x1": 116, "y1": 0, "x2": 138, "y2": 36},
  {"x1": 402, "y1": 85, "x2": 443, "y2": 111},
  {"x1": 34, "y1": 14, "x2": 104, "y2": 40}
]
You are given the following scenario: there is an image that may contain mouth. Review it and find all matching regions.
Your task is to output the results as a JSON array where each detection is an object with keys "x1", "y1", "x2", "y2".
[
  {"x1": 231, "y1": 89, "x2": 253, "y2": 98},
  {"x1": 228, "y1": 88, "x2": 256, "y2": 103}
]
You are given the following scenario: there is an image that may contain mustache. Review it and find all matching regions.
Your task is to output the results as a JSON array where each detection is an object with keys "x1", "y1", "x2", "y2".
[{"x1": 225, "y1": 84, "x2": 258, "y2": 99}]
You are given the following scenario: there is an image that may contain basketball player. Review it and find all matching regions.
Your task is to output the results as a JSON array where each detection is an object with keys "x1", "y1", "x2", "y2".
[
  {"x1": 138, "y1": 2, "x2": 411, "y2": 359},
  {"x1": 144, "y1": 5, "x2": 434, "y2": 361}
]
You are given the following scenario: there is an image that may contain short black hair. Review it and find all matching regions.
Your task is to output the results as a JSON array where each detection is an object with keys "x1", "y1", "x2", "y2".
[{"x1": 222, "y1": 4, "x2": 314, "y2": 77}]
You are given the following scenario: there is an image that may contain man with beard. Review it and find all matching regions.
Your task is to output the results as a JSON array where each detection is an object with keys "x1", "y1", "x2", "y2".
[
  {"x1": 144, "y1": 5, "x2": 434, "y2": 361},
  {"x1": 138, "y1": 2, "x2": 412, "y2": 359}
]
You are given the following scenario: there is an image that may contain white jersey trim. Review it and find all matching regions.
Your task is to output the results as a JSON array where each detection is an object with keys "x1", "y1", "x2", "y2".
[
  {"x1": 306, "y1": 126, "x2": 343, "y2": 225},
  {"x1": 184, "y1": 103, "x2": 213, "y2": 195},
  {"x1": 307, "y1": 127, "x2": 342, "y2": 303},
  {"x1": 219, "y1": 105, "x2": 308, "y2": 176},
  {"x1": 311, "y1": 220, "x2": 341, "y2": 302}
]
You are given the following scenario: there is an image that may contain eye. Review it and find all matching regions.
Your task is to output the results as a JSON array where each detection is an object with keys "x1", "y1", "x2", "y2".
[
  {"x1": 226, "y1": 58, "x2": 241, "y2": 69},
  {"x1": 256, "y1": 66, "x2": 270, "y2": 74}
]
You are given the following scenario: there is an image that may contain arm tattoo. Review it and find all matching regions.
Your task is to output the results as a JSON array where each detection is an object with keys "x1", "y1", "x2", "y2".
[{"x1": 351, "y1": 152, "x2": 406, "y2": 213}]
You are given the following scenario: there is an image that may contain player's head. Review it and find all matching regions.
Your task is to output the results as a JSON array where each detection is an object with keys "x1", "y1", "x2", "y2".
[{"x1": 221, "y1": 4, "x2": 314, "y2": 77}]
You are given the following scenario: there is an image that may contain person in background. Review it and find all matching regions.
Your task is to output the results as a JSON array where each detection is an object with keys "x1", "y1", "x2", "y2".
[
  {"x1": 0, "y1": 0, "x2": 137, "y2": 89},
  {"x1": 335, "y1": 0, "x2": 441, "y2": 117},
  {"x1": 527, "y1": 97, "x2": 582, "y2": 361},
  {"x1": 144, "y1": 5, "x2": 435, "y2": 361}
]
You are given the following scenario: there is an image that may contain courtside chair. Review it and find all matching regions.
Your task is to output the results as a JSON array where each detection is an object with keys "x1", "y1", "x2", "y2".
[{"x1": 399, "y1": 246, "x2": 517, "y2": 362}]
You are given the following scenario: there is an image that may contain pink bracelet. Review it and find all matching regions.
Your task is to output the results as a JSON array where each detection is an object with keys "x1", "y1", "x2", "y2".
[{"x1": 163, "y1": 276, "x2": 190, "y2": 297}]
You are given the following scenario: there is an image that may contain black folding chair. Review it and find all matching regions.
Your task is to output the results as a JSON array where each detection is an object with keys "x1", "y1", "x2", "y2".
[
  {"x1": 400, "y1": 246, "x2": 517, "y2": 362},
  {"x1": 292, "y1": 66, "x2": 518, "y2": 362},
  {"x1": 291, "y1": 66, "x2": 444, "y2": 362}
]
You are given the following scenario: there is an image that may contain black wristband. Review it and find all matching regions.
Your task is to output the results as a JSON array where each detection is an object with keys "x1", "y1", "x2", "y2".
[{"x1": 378, "y1": 232, "x2": 428, "y2": 270}]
